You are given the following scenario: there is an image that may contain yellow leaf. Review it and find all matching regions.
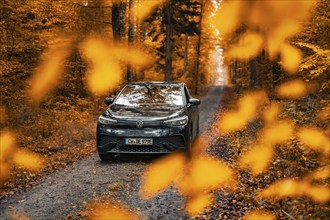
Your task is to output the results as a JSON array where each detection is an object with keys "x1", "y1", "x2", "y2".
[
  {"x1": 238, "y1": 91, "x2": 268, "y2": 118},
  {"x1": 213, "y1": 1, "x2": 242, "y2": 35},
  {"x1": 185, "y1": 193, "x2": 213, "y2": 216},
  {"x1": 239, "y1": 145, "x2": 274, "y2": 175},
  {"x1": 185, "y1": 156, "x2": 234, "y2": 194},
  {"x1": 81, "y1": 38, "x2": 122, "y2": 96},
  {"x1": 297, "y1": 127, "x2": 329, "y2": 154},
  {"x1": 134, "y1": 0, "x2": 166, "y2": 19},
  {"x1": 228, "y1": 32, "x2": 264, "y2": 59},
  {"x1": 0, "y1": 131, "x2": 15, "y2": 163},
  {"x1": 317, "y1": 104, "x2": 330, "y2": 120},
  {"x1": 13, "y1": 149, "x2": 43, "y2": 171},
  {"x1": 306, "y1": 185, "x2": 330, "y2": 203},
  {"x1": 216, "y1": 111, "x2": 247, "y2": 133},
  {"x1": 280, "y1": 44, "x2": 302, "y2": 74},
  {"x1": 140, "y1": 152, "x2": 186, "y2": 199},
  {"x1": 29, "y1": 37, "x2": 72, "y2": 102},
  {"x1": 244, "y1": 210, "x2": 276, "y2": 220},
  {"x1": 258, "y1": 179, "x2": 308, "y2": 201},
  {"x1": 276, "y1": 79, "x2": 308, "y2": 99},
  {"x1": 262, "y1": 120, "x2": 294, "y2": 145},
  {"x1": 89, "y1": 201, "x2": 140, "y2": 220},
  {"x1": 308, "y1": 166, "x2": 330, "y2": 180},
  {"x1": 263, "y1": 102, "x2": 281, "y2": 123},
  {"x1": 216, "y1": 91, "x2": 268, "y2": 133}
]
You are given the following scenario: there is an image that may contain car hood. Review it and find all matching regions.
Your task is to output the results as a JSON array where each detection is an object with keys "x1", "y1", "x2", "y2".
[{"x1": 107, "y1": 105, "x2": 184, "y2": 120}]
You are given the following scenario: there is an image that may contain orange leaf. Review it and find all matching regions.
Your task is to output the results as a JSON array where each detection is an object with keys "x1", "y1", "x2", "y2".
[
  {"x1": 262, "y1": 120, "x2": 294, "y2": 145},
  {"x1": 239, "y1": 144, "x2": 274, "y2": 175},
  {"x1": 29, "y1": 37, "x2": 72, "y2": 102},
  {"x1": 0, "y1": 131, "x2": 15, "y2": 163},
  {"x1": 263, "y1": 102, "x2": 281, "y2": 123},
  {"x1": 13, "y1": 149, "x2": 43, "y2": 171},
  {"x1": 297, "y1": 127, "x2": 329, "y2": 154},
  {"x1": 185, "y1": 156, "x2": 234, "y2": 194},
  {"x1": 244, "y1": 210, "x2": 276, "y2": 220},
  {"x1": 276, "y1": 79, "x2": 308, "y2": 99},
  {"x1": 228, "y1": 32, "x2": 264, "y2": 59},
  {"x1": 140, "y1": 152, "x2": 186, "y2": 199},
  {"x1": 280, "y1": 44, "x2": 302, "y2": 73},
  {"x1": 213, "y1": 1, "x2": 242, "y2": 35},
  {"x1": 185, "y1": 193, "x2": 213, "y2": 216},
  {"x1": 89, "y1": 201, "x2": 140, "y2": 220}
]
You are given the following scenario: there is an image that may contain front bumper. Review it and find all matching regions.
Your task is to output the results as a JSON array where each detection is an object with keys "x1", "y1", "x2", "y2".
[
  {"x1": 97, "y1": 134, "x2": 186, "y2": 154},
  {"x1": 97, "y1": 124, "x2": 188, "y2": 154}
]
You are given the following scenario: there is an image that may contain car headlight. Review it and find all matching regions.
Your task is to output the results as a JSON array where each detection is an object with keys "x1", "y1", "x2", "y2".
[
  {"x1": 98, "y1": 115, "x2": 117, "y2": 125},
  {"x1": 164, "y1": 116, "x2": 188, "y2": 126}
]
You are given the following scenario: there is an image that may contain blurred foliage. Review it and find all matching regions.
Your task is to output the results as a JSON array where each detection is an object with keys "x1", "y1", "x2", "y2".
[{"x1": 0, "y1": 0, "x2": 329, "y2": 219}]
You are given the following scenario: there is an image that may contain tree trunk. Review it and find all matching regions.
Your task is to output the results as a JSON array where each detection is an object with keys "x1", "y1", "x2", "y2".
[
  {"x1": 272, "y1": 60, "x2": 281, "y2": 87},
  {"x1": 112, "y1": 1, "x2": 125, "y2": 42},
  {"x1": 164, "y1": 2, "x2": 172, "y2": 82},
  {"x1": 194, "y1": 0, "x2": 204, "y2": 95},
  {"x1": 249, "y1": 58, "x2": 257, "y2": 87},
  {"x1": 126, "y1": 0, "x2": 134, "y2": 82},
  {"x1": 183, "y1": 33, "x2": 188, "y2": 77}
]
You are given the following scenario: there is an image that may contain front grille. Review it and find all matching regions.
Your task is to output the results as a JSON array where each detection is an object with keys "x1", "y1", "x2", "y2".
[
  {"x1": 98, "y1": 135, "x2": 122, "y2": 146},
  {"x1": 111, "y1": 145, "x2": 165, "y2": 153},
  {"x1": 156, "y1": 136, "x2": 186, "y2": 149},
  {"x1": 98, "y1": 135, "x2": 186, "y2": 153}
]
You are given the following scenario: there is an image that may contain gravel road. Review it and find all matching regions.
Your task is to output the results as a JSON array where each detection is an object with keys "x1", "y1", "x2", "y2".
[{"x1": 0, "y1": 86, "x2": 223, "y2": 220}]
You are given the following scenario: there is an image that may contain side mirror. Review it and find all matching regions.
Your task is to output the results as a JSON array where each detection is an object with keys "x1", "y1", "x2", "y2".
[
  {"x1": 104, "y1": 97, "x2": 114, "y2": 106},
  {"x1": 189, "y1": 98, "x2": 201, "y2": 106}
]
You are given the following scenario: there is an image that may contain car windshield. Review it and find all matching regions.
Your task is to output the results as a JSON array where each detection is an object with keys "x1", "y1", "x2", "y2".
[{"x1": 114, "y1": 84, "x2": 184, "y2": 108}]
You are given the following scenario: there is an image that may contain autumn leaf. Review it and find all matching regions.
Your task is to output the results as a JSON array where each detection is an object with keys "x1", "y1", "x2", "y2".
[
  {"x1": 185, "y1": 193, "x2": 213, "y2": 216},
  {"x1": 216, "y1": 91, "x2": 268, "y2": 133},
  {"x1": 261, "y1": 120, "x2": 294, "y2": 145},
  {"x1": 134, "y1": 0, "x2": 166, "y2": 19},
  {"x1": 258, "y1": 179, "x2": 329, "y2": 203},
  {"x1": 29, "y1": 37, "x2": 72, "y2": 102},
  {"x1": 297, "y1": 127, "x2": 329, "y2": 154},
  {"x1": 81, "y1": 38, "x2": 122, "y2": 96},
  {"x1": 228, "y1": 32, "x2": 264, "y2": 60},
  {"x1": 262, "y1": 102, "x2": 281, "y2": 123},
  {"x1": 244, "y1": 210, "x2": 276, "y2": 220},
  {"x1": 13, "y1": 149, "x2": 44, "y2": 171},
  {"x1": 178, "y1": 156, "x2": 234, "y2": 195},
  {"x1": 276, "y1": 79, "x2": 308, "y2": 99},
  {"x1": 280, "y1": 43, "x2": 302, "y2": 73},
  {"x1": 88, "y1": 201, "x2": 140, "y2": 220},
  {"x1": 213, "y1": 0, "x2": 242, "y2": 35},
  {"x1": 0, "y1": 130, "x2": 15, "y2": 163},
  {"x1": 140, "y1": 152, "x2": 186, "y2": 199},
  {"x1": 239, "y1": 144, "x2": 274, "y2": 175}
]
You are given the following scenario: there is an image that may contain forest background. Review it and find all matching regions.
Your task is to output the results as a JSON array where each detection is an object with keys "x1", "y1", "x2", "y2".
[{"x1": 0, "y1": 0, "x2": 329, "y2": 219}]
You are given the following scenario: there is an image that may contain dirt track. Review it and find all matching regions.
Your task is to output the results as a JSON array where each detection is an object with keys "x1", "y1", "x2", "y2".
[{"x1": 0, "y1": 86, "x2": 223, "y2": 220}]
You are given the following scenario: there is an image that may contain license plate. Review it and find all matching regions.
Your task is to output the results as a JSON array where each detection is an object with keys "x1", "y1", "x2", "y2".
[{"x1": 125, "y1": 138, "x2": 153, "y2": 145}]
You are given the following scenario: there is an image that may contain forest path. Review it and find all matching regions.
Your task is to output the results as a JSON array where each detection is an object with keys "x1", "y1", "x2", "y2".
[{"x1": 0, "y1": 86, "x2": 224, "y2": 220}]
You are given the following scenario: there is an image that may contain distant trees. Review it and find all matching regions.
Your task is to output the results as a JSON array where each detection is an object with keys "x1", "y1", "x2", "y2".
[{"x1": 223, "y1": 0, "x2": 329, "y2": 94}]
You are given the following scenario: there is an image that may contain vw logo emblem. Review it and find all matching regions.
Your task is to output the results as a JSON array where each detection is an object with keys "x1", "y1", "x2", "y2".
[{"x1": 136, "y1": 121, "x2": 143, "y2": 128}]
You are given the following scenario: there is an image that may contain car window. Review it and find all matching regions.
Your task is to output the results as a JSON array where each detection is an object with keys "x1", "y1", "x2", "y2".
[{"x1": 114, "y1": 84, "x2": 184, "y2": 108}]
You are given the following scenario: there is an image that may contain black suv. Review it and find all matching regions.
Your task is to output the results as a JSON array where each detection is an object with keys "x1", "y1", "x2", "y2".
[{"x1": 96, "y1": 82, "x2": 200, "y2": 161}]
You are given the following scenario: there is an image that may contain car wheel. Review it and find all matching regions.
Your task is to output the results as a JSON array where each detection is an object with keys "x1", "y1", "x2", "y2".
[{"x1": 98, "y1": 154, "x2": 114, "y2": 161}]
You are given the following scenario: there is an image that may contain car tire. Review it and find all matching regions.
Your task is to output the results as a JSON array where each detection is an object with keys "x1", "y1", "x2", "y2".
[{"x1": 99, "y1": 154, "x2": 114, "y2": 161}]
